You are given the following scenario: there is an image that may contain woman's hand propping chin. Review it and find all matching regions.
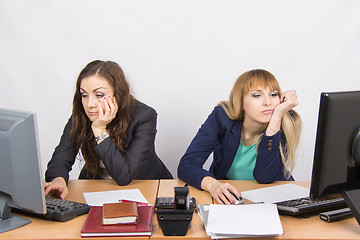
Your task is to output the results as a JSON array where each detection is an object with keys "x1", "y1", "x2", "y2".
[
  {"x1": 91, "y1": 96, "x2": 118, "y2": 136},
  {"x1": 266, "y1": 90, "x2": 298, "y2": 136},
  {"x1": 274, "y1": 90, "x2": 298, "y2": 117}
]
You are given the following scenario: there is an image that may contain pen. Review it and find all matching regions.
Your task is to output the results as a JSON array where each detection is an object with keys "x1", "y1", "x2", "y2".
[
  {"x1": 118, "y1": 199, "x2": 149, "y2": 206},
  {"x1": 243, "y1": 202, "x2": 265, "y2": 205}
]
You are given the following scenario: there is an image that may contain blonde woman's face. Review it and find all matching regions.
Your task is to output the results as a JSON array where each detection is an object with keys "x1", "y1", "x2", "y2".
[
  {"x1": 243, "y1": 86, "x2": 280, "y2": 124},
  {"x1": 80, "y1": 75, "x2": 115, "y2": 122}
]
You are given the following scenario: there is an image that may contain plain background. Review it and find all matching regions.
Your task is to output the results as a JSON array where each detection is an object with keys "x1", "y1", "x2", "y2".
[{"x1": 1, "y1": 0, "x2": 360, "y2": 181}]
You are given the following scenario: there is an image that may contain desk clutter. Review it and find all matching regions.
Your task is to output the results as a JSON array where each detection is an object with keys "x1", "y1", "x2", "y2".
[
  {"x1": 197, "y1": 203, "x2": 284, "y2": 239},
  {"x1": 241, "y1": 183, "x2": 350, "y2": 218},
  {"x1": 81, "y1": 186, "x2": 196, "y2": 237},
  {"x1": 4, "y1": 180, "x2": 360, "y2": 240},
  {"x1": 81, "y1": 205, "x2": 154, "y2": 237},
  {"x1": 80, "y1": 188, "x2": 154, "y2": 237}
]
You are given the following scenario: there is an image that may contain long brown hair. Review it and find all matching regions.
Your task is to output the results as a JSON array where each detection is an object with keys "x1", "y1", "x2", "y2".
[
  {"x1": 220, "y1": 69, "x2": 302, "y2": 178},
  {"x1": 69, "y1": 60, "x2": 135, "y2": 178}
]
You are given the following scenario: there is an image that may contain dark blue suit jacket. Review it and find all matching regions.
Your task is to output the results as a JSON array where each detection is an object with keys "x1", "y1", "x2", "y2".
[{"x1": 178, "y1": 105, "x2": 293, "y2": 190}]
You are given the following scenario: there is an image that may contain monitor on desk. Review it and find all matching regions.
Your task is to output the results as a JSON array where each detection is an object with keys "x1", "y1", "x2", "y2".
[
  {"x1": 0, "y1": 109, "x2": 46, "y2": 233},
  {"x1": 310, "y1": 91, "x2": 360, "y2": 200}
]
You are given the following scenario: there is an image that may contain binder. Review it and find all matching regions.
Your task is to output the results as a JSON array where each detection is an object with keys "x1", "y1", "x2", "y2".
[{"x1": 81, "y1": 205, "x2": 154, "y2": 237}]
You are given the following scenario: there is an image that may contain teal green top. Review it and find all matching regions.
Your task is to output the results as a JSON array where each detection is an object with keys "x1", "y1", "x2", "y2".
[{"x1": 226, "y1": 142, "x2": 256, "y2": 180}]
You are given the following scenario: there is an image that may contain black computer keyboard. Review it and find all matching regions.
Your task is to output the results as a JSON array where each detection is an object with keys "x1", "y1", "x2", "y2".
[
  {"x1": 276, "y1": 196, "x2": 347, "y2": 216},
  {"x1": 42, "y1": 196, "x2": 90, "y2": 222}
]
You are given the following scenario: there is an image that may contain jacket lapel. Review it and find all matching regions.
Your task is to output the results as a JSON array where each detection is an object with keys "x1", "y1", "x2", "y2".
[{"x1": 218, "y1": 121, "x2": 242, "y2": 178}]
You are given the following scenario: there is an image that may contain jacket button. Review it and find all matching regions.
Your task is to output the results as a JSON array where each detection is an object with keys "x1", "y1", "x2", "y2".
[
  {"x1": 268, "y1": 139, "x2": 273, "y2": 143},
  {"x1": 268, "y1": 143, "x2": 273, "y2": 147},
  {"x1": 268, "y1": 147, "x2": 272, "y2": 151}
]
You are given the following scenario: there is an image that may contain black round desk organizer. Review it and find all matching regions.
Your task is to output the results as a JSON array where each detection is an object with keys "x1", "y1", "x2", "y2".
[{"x1": 156, "y1": 187, "x2": 194, "y2": 236}]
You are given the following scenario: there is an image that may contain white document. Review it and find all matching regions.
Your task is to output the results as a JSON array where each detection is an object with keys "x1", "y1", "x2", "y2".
[
  {"x1": 197, "y1": 204, "x2": 210, "y2": 229},
  {"x1": 241, "y1": 183, "x2": 310, "y2": 203},
  {"x1": 206, "y1": 203, "x2": 283, "y2": 239},
  {"x1": 83, "y1": 189, "x2": 148, "y2": 206}
]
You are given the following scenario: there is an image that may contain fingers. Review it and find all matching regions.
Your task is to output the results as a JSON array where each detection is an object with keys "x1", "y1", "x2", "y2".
[
  {"x1": 93, "y1": 96, "x2": 118, "y2": 131},
  {"x1": 98, "y1": 96, "x2": 118, "y2": 120},
  {"x1": 59, "y1": 188, "x2": 69, "y2": 199},
  {"x1": 279, "y1": 90, "x2": 299, "y2": 110},
  {"x1": 283, "y1": 90, "x2": 298, "y2": 101},
  {"x1": 212, "y1": 183, "x2": 241, "y2": 204},
  {"x1": 44, "y1": 183, "x2": 52, "y2": 195},
  {"x1": 229, "y1": 187, "x2": 242, "y2": 200},
  {"x1": 103, "y1": 97, "x2": 111, "y2": 117},
  {"x1": 107, "y1": 96, "x2": 118, "y2": 119},
  {"x1": 44, "y1": 177, "x2": 69, "y2": 199},
  {"x1": 44, "y1": 183, "x2": 68, "y2": 199},
  {"x1": 97, "y1": 100, "x2": 104, "y2": 118},
  {"x1": 112, "y1": 96, "x2": 118, "y2": 116}
]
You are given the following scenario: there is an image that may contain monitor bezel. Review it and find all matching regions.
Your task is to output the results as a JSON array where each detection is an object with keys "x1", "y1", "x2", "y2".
[
  {"x1": 310, "y1": 91, "x2": 360, "y2": 200},
  {"x1": 0, "y1": 108, "x2": 46, "y2": 232}
]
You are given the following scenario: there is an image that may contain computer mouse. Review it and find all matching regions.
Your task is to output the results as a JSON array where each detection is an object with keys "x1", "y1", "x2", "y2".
[{"x1": 230, "y1": 192, "x2": 244, "y2": 204}]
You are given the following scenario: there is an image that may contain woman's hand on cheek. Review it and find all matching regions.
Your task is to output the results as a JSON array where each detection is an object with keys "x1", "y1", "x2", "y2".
[
  {"x1": 92, "y1": 96, "x2": 118, "y2": 131},
  {"x1": 273, "y1": 90, "x2": 299, "y2": 118},
  {"x1": 266, "y1": 90, "x2": 299, "y2": 136}
]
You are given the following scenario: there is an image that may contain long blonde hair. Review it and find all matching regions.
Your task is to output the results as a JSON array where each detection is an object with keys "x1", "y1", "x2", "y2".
[{"x1": 219, "y1": 69, "x2": 302, "y2": 178}]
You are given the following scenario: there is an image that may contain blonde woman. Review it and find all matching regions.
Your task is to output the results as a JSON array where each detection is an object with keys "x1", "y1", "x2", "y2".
[{"x1": 178, "y1": 69, "x2": 302, "y2": 204}]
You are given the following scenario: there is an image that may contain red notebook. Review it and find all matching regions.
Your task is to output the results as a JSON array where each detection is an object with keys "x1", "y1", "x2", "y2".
[{"x1": 81, "y1": 205, "x2": 154, "y2": 237}]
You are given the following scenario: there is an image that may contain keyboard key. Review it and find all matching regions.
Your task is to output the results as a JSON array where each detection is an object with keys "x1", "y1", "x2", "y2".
[
  {"x1": 43, "y1": 196, "x2": 91, "y2": 222},
  {"x1": 276, "y1": 197, "x2": 347, "y2": 216}
]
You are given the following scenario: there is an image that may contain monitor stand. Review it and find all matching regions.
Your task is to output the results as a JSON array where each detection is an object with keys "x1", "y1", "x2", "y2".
[
  {"x1": 343, "y1": 189, "x2": 360, "y2": 226},
  {"x1": 0, "y1": 199, "x2": 31, "y2": 233}
]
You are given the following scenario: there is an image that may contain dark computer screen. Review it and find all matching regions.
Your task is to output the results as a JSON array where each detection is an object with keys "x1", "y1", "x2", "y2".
[
  {"x1": 0, "y1": 109, "x2": 46, "y2": 233},
  {"x1": 310, "y1": 91, "x2": 360, "y2": 200}
]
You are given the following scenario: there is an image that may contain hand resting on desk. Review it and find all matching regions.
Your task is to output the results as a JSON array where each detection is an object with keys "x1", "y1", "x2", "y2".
[
  {"x1": 44, "y1": 177, "x2": 69, "y2": 199},
  {"x1": 201, "y1": 176, "x2": 242, "y2": 204}
]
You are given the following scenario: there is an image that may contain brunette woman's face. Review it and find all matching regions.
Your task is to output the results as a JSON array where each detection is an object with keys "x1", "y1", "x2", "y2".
[
  {"x1": 80, "y1": 75, "x2": 115, "y2": 122},
  {"x1": 242, "y1": 86, "x2": 280, "y2": 124}
]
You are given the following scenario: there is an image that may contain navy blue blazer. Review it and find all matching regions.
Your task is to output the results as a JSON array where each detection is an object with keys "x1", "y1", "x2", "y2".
[{"x1": 178, "y1": 105, "x2": 293, "y2": 190}]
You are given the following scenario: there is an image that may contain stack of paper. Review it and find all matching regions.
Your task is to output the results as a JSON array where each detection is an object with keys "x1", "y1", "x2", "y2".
[
  {"x1": 241, "y1": 183, "x2": 309, "y2": 204},
  {"x1": 197, "y1": 203, "x2": 284, "y2": 239},
  {"x1": 83, "y1": 189, "x2": 149, "y2": 206}
]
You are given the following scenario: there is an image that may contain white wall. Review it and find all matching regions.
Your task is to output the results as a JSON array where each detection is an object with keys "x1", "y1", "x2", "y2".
[{"x1": 1, "y1": 0, "x2": 360, "y2": 181}]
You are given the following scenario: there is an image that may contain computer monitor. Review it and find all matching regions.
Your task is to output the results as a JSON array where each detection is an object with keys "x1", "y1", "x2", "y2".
[
  {"x1": 0, "y1": 108, "x2": 46, "y2": 233},
  {"x1": 310, "y1": 91, "x2": 360, "y2": 200}
]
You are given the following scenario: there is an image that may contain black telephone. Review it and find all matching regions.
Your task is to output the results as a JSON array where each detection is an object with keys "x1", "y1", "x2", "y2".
[
  {"x1": 156, "y1": 187, "x2": 194, "y2": 236},
  {"x1": 155, "y1": 196, "x2": 197, "y2": 209}
]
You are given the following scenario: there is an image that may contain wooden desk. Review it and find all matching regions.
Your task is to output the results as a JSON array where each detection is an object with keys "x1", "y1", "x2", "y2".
[
  {"x1": 0, "y1": 180, "x2": 159, "y2": 240},
  {"x1": 2, "y1": 180, "x2": 360, "y2": 240},
  {"x1": 225, "y1": 180, "x2": 360, "y2": 240},
  {"x1": 153, "y1": 180, "x2": 360, "y2": 240},
  {"x1": 151, "y1": 179, "x2": 212, "y2": 240}
]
